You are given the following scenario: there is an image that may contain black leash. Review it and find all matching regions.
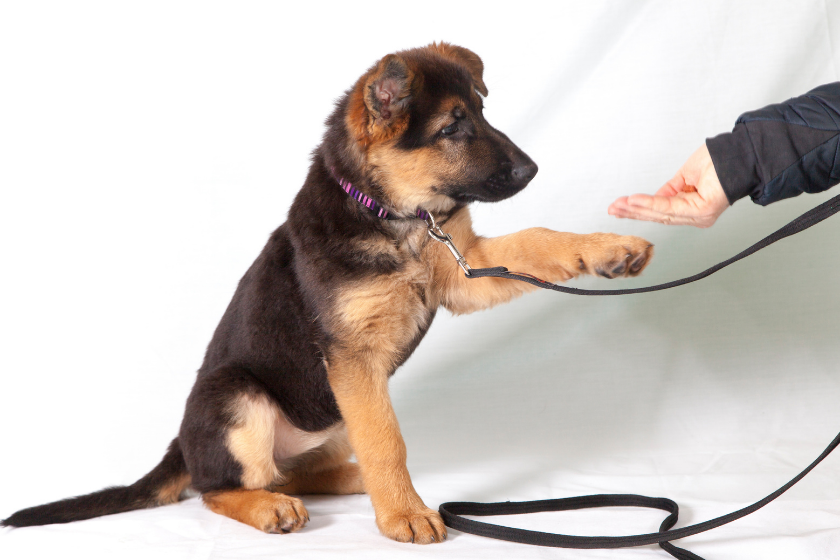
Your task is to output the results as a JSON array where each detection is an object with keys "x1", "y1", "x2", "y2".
[{"x1": 438, "y1": 192, "x2": 840, "y2": 559}]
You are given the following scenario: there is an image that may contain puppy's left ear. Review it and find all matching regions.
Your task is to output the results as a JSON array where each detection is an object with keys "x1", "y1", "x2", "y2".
[
  {"x1": 363, "y1": 54, "x2": 414, "y2": 124},
  {"x1": 430, "y1": 43, "x2": 488, "y2": 96}
]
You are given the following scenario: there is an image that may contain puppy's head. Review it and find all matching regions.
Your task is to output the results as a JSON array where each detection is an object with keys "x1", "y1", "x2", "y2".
[{"x1": 339, "y1": 43, "x2": 537, "y2": 216}]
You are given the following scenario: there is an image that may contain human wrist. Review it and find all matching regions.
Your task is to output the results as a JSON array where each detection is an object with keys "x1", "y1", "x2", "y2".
[{"x1": 706, "y1": 124, "x2": 760, "y2": 205}]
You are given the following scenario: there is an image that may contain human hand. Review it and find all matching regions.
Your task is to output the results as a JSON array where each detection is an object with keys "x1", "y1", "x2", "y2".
[{"x1": 608, "y1": 145, "x2": 730, "y2": 228}]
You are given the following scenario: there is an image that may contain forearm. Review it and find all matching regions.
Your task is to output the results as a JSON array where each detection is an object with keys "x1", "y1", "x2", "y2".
[{"x1": 706, "y1": 82, "x2": 840, "y2": 206}]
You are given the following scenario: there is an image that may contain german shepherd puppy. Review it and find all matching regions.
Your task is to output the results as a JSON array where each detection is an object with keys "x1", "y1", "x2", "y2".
[{"x1": 2, "y1": 43, "x2": 652, "y2": 543}]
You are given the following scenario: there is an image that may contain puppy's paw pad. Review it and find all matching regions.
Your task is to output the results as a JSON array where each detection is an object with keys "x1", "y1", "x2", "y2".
[{"x1": 628, "y1": 245, "x2": 652, "y2": 274}]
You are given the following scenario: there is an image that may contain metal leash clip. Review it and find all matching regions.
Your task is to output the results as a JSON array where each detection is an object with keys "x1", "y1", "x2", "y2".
[{"x1": 425, "y1": 212, "x2": 472, "y2": 276}]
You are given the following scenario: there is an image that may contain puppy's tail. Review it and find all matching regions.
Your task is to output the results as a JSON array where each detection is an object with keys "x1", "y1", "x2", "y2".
[{"x1": 1, "y1": 438, "x2": 190, "y2": 528}]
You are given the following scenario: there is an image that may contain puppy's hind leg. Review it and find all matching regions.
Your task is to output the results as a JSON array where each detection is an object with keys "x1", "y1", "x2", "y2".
[
  {"x1": 180, "y1": 367, "x2": 309, "y2": 533},
  {"x1": 282, "y1": 462, "x2": 364, "y2": 495},
  {"x1": 275, "y1": 429, "x2": 365, "y2": 495}
]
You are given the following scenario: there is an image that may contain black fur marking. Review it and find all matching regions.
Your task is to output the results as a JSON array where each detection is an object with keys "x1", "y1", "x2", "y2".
[{"x1": 396, "y1": 59, "x2": 476, "y2": 151}]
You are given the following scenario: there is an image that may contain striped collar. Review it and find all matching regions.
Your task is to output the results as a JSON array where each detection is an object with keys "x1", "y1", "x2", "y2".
[
  {"x1": 333, "y1": 170, "x2": 474, "y2": 275},
  {"x1": 335, "y1": 174, "x2": 429, "y2": 222}
]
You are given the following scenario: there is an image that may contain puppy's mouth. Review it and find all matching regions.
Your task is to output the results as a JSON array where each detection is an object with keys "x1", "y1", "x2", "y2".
[
  {"x1": 445, "y1": 168, "x2": 537, "y2": 203},
  {"x1": 449, "y1": 190, "x2": 510, "y2": 204}
]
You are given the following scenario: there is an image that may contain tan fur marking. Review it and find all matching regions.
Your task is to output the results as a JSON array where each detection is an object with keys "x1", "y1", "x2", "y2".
[
  {"x1": 155, "y1": 472, "x2": 192, "y2": 505},
  {"x1": 346, "y1": 75, "x2": 371, "y2": 145},
  {"x1": 202, "y1": 489, "x2": 308, "y2": 533},
  {"x1": 334, "y1": 265, "x2": 432, "y2": 371},
  {"x1": 367, "y1": 140, "x2": 458, "y2": 215},
  {"x1": 226, "y1": 394, "x2": 281, "y2": 488},
  {"x1": 226, "y1": 393, "x2": 345, "y2": 489}
]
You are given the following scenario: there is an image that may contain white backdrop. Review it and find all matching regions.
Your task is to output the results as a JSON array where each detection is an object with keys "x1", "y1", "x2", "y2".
[{"x1": 2, "y1": 1, "x2": 840, "y2": 559}]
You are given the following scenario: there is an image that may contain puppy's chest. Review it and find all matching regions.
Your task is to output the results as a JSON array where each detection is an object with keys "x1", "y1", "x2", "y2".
[{"x1": 333, "y1": 230, "x2": 437, "y2": 353}]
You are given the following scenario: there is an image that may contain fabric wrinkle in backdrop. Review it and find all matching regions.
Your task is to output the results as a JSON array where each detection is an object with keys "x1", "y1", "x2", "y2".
[{"x1": 1, "y1": 1, "x2": 840, "y2": 559}]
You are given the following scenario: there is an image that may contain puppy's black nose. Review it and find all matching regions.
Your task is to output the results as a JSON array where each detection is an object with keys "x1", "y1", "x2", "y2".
[{"x1": 512, "y1": 160, "x2": 538, "y2": 184}]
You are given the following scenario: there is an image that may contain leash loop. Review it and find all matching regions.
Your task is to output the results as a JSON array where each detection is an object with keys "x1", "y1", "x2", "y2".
[
  {"x1": 440, "y1": 429, "x2": 840, "y2": 559},
  {"x1": 442, "y1": 192, "x2": 840, "y2": 558}
]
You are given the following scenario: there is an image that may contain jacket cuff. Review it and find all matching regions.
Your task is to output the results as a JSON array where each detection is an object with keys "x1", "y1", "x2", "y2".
[{"x1": 706, "y1": 123, "x2": 762, "y2": 205}]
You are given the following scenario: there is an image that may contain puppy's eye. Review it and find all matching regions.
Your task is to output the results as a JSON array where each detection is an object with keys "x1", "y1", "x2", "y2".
[{"x1": 440, "y1": 123, "x2": 459, "y2": 136}]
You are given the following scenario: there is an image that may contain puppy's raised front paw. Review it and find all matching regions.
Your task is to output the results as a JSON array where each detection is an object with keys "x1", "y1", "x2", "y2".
[{"x1": 580, "y1": 233, "x2": 653, "y2": 279}]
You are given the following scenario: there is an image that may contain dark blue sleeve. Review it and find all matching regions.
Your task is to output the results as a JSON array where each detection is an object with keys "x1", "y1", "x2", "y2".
[{"x1": 705, "y1": 82, "x2": 840, "y2": 206}]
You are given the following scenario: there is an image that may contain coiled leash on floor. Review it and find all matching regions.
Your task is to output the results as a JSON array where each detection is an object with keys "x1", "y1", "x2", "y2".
[{"x1": 428, "y1": 193, "x2": 840, "y2": 559}]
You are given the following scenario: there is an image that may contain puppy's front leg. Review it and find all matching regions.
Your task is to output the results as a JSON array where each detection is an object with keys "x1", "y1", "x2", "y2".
[
  {"x1": 432, "y1": 209, "x2": 653, "y2": 315},
  {"x1": 327, "y1": 356, "x2": 446, "y2": 544}
]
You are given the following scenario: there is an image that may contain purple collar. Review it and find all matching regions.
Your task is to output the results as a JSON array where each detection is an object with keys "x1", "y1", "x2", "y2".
[
  {"x1": 333, "y1": 170, "x2": 473, "y2": 275},
  {"x1": 335, "y1": 174, "x2": 429, "y2": 222}
]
